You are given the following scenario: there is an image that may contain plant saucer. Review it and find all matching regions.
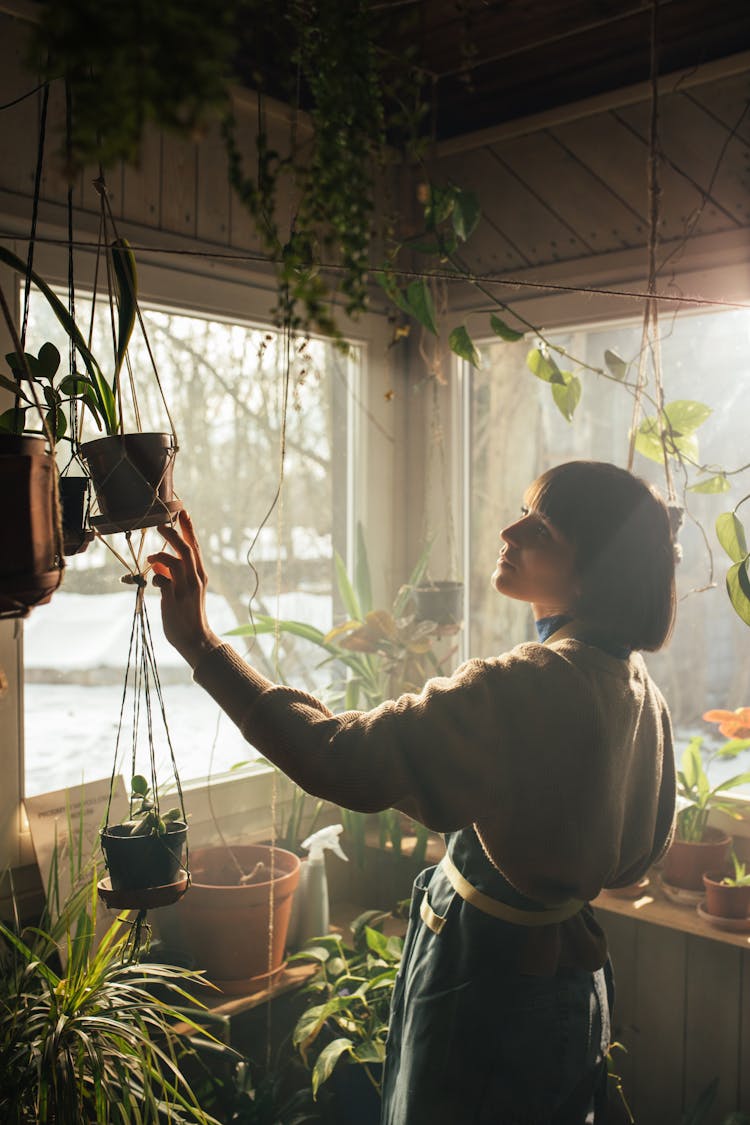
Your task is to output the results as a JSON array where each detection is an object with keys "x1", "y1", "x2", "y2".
[
  {"x1": 600, "y1": 876, "x2": 650, "y2": 900},
  {"x1": 97, "y1": 871, "x2": 189, "y2": 911},
  {"x1": 696, "y1": 901, "x2": 750, "y2": 933},
  {"x1": 657, "y1": 877, "x2": 704, "y2": 907},
  {"x1": 91, "y1": 498, "x2": 183, "y2": 535}
]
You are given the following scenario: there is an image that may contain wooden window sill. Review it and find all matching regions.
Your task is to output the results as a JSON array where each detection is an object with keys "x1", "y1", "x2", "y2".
[{"x1": 593, "y1": 877, "x2": 750, "y2": 950}]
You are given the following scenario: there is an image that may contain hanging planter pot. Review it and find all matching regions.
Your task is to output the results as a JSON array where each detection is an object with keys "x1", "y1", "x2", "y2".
[
  {"x1": 101, "y1": 822, "x2": 188, "y2": 891},
  {"x1": 0, "y1": 434, "x2": 63, "y2": 618},
  {"x1": 81, "y1": 431, "x2": 182, "y2": 534},
  {"x1": 157, "y1": 844, "x2": 301, "y2": 995},
  {"x1": 410, "y1": 580, "x2": 464, "y2": 628},
  {"x1": 59, "y1": 473, "x2": 94, "y2": 555}
]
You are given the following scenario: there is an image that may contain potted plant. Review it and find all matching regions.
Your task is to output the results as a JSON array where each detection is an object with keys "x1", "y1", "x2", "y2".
[
  {"x1": 409, "y1": 578, "x2": 464, "y2": 629},
  {"x1": 661, "y1": 712, "x2": 750, "y2": 892},
  {"x1": 702, "y1": 852, "x2": 750, "y2": 920},
  {"x1": 0, "y1": 872, "x2": 220, "y2": 1125},
  {"x1": 99, "y1": 774, "x2": 187, "y2": 905},
  {"x1": 0, "y1": 240, "x2": 182, "y2": 535},
  {"x1": 156, "y1": 842, "x2": 301, "y2": 996},
  {"x1": 290, "y1": 909, "x2": 404, "y2": 1121}
]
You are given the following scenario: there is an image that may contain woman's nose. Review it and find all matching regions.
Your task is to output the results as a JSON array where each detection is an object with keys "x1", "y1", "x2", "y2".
[{"x1": 500, "y1": 519, "x2": 523, "y2": 546}]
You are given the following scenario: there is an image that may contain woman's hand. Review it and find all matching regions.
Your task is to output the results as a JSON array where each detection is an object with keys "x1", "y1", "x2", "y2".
[{"x1": 147, "y1": 510, "x2": 222, "y2": 669}]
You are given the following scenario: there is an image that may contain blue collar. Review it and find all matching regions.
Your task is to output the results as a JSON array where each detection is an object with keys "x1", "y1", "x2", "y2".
[{"x1": 535, "y1": 614, "x2": 631, "y2": 659}]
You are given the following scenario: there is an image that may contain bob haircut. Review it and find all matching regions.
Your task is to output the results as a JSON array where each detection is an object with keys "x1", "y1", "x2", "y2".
[{"x1": 524, "y1": 460, "x2": 676, "y2": 652}]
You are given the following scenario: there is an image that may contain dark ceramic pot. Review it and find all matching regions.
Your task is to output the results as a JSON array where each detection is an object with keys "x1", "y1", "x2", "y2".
[
  {"x1": 410, "y1": 580, "x2": 464, "y2": 627},
  {"x1": 59, "y1": 474, "x2": 93, "y2": 555},
  {"x1": 81, "y1": 432, "x2": 182, "y2": 533},
  {"x1": 0, "y1": 434, "x2": 62, "y2": 617},
  {"x1": 101, "y1": 821, "x2": 187, "y2": 891}
]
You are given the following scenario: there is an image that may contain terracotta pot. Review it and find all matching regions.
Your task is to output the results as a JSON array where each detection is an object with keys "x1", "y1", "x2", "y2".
[
  {"x1": 81, "y1": 432, "x2": 182, "y2": 533},
  {"x1": 702, "y1": 870, "x2": 750, "y2": 919},
  {"x1": 661, "y1": 827, "x2": 731, "y2": 891},
  {"x1": 411, "y1": 580, "x2": 464, "y2": 627},
  {"x1": 100, "y1": 821, "x2": 187, "y2": 891},
  {"x1": 163, "y1": 844, "x2": 300, "y2": 994},
  {"x1": 0, "y1": 434, "x2": 62, "y2": 617}
]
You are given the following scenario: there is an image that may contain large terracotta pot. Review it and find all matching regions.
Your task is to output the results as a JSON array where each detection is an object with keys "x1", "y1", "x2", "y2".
[
  {"x1": 661, "y1": 827, "x2": 731, "y2": 891},
  {"x1": 162, "y1": 844, "x2": 300, "y2": 995},
  {"x1": 0, "y1": 434, "x2": 62, "y2": 617}
]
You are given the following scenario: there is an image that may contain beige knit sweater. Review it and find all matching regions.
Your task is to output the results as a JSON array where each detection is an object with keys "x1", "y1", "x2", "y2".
[{"x1": 194, "y1": 634, "x2": 675, "y2": 969}]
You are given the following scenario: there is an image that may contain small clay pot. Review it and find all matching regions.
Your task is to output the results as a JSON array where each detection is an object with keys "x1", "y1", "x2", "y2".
[
  {"x1": 81, "y1": 432, "x2": 182, "y2": 534},
  {"x1": 661, "y1": 827, "x2": 732, "y2": 891},
  {"x1": 702, "y1": 870, "x2": 750, "y2": 920},
  {"x1": 101, "y1": 821, "x2": 187, "y2": 891},
  {"x1": 0, "y1": 434, "x2": 63, "y2": 617},
  {"x1": 411, "y1": 580, "x2": 464, "y2": 627}
]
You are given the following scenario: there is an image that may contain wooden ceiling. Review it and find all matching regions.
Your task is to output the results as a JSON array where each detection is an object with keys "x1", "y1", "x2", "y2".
[{"x1": 395, "y1": 0, "x2": 750, "y2": 141}]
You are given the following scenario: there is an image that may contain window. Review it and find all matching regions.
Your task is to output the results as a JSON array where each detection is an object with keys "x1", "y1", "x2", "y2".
[
  {"x1": 22, "y1": 290, "x2": 359, "y2": 796},
  {"x1": 465, "y1": 307, "x2": 750, "y2": 789}
]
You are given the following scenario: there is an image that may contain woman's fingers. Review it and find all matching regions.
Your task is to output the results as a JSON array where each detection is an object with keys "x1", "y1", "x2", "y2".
[{"x1": 179, "y1": 510, "x2": 208, "y2": 583}]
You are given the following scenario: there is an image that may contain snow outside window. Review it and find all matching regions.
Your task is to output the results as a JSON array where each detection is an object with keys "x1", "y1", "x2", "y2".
[
  {"x1": 466, "y1": 307, "x2": 750, "y2": 793},
  {"x1": 22, "y1": 294, "x2": 357, "y2": 796}
]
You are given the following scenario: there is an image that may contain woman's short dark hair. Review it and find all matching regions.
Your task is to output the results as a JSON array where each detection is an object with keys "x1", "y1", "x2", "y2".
[{"x1": 524, "y1": 460, "x2": 676, "y2": 651}]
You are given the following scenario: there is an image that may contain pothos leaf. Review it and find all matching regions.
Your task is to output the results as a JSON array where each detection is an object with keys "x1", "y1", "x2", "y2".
[
  {"x1": 526, "y1": 347, "x2": 565, "y2": 385},
  {"x1": 404, "y1": 279, "x2": 437, "y2": 335},
  {"x1": 311, "y1": 1038, "x2": 354, "y2": 1098},
  {"x1": 604, "y1": 349, "x2": 628, "y2": 380},
  {"x1": 551, "y1": 371, "x2": 581, "y2": 421},
  {"x1": 663, "y1": 400, "x2": 712, "y2": 436},
  {"x1": 689, "y1": 474, "x2": 730, "y2": 494},
  {"x1": 451, "y1": 188, "x2": 480, "y2": 241},
  {"x1": 726, "y1": 559, "x2": 750, "y2": 626},
  {"x1": 0, "y1": 406, "x2": 26, "y2": 433},
  {"x1": 716, "y1": 512, "x2": 748, "y2": 563},
  {"x1": 448, "y1": 325, "x2": 481, "y2": 368},
  {"x1": 490, "y1": 314, "x2": 524, "y2": 342}
]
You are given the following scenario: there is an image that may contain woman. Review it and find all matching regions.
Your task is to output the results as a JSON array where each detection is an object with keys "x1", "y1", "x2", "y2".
[{"x1": 148, "y1": 460, "x2": 676, "y2": 1124}]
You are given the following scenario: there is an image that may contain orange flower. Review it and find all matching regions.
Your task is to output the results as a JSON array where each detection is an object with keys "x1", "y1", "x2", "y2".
[{"x1": 702, "y1": 708, "x2": 750, "y2": 739}]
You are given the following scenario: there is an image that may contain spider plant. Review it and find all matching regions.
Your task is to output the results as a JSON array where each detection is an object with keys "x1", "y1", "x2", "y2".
[{"x1": 0, "y1": 872, "x2": 220, "y2": 1124}]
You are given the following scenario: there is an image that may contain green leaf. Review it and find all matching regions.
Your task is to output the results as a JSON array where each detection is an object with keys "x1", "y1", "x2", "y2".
[
  {"x1": 451, "y1": 188, "x2": 480, "y2": 241},
  {"x1": 130, "y1": 774, "x2": 149, "y2": 796},
  {"x1": 374, "y1": 269, "x2": 411, "y2": 317},
  {"x1": 718, "y1": 738, "x2": 750, "y2": 757},
  {"x1": 354, "y1": 522, "x2": 373, "y2": 617},
  {"x1": 110, "y1": 238, "x2": 138, "y2": 378},
  {"x1": 490, "y1": 314, "x2": 524, "y2": 342},
  {"x1": 353, "y1": 1040, "x2": 386, "y2": 1064},
  {"x1": 0, "y1": 406, "x2": 26, "y2": 433},
  {"x1": 663, "y1": 400, "x2": 712, "y2": 436},
  {"x1": 364, "y1": 926, "x2": 389, "y2": 958},
  {"x1": 38, "y1": 342, "x2": 61, "y2": 380},
  {"x1": 716, "y1": 512, "x2": 748, "y2": 564},
  {"x1": 227, "y1": 615, "x2": 328, "y2": 646},
  {"x1": 59, "y1": 373, "x2": 96, "y2": 397},
  {"x1": 46, "y1": 407, "x2": 67, "y2": 439},
  {"x1": 689, "y1": 473, "x2": 730, "y2": 494},
  {"x1": 404, "y1": 279, "x2": 437, "y2": 335},
  {"x1": 311, "y1": 1038, "x2": 354, "y2": 1097},
  {"x1": 726, "y1": 559, "x2": 750, "y2": 626},
  {"x1": 551, "y1": 371, "x2": 581, "y2": 421},
  {"x1": 334, "y1": 550, "x2": 363, "y2": 621},
  {"x1": 448, "y1": 325, "x2": 481, "y2": 368},
  {"x1": 604, "y1": 349, "x2": 628, "y2": 380},
  {"x1": 0, "y1": 372, "x2": 28, "y2": 398},
  {"x1": 526, "y1": 347, "x2": 565, "y2": 385},
  {"x1": 634, "y1": 416, "x2": 699, "y2": 465},
  {"x1": 425, "y1": 184, "x2": 456, "y2": 227}
]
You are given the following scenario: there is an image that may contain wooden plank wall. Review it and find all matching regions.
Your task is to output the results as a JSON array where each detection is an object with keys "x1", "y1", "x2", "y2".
[{"x1": 604, "y1": 911, "x2": 750, "y2": 1123}]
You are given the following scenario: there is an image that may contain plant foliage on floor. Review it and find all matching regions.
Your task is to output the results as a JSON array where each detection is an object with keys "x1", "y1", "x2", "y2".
[
  {"x1": 0, "y1": 873, "x2": 220, "y2": 1125},
  {"x1": 290, "y1": 909, "x2": 403, "y2": 1102}
]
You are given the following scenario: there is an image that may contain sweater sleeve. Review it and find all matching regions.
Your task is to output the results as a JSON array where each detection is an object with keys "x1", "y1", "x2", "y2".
[{"x1": 192, "y1": 641, "x2": 596, "y2": 834}]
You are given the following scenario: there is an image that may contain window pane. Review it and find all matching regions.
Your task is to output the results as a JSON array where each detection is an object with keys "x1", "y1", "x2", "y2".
[
  {"x1": 468, "y1": 309, "x2": 750, "y2": 789},
  {"x1": 22, "y1": 293, "x2": 356, "y2": 796}
]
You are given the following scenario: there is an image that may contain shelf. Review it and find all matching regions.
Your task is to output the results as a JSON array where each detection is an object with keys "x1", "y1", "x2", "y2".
[{"x1": 593, "y1": 879, "x2": 750, "y2": 950}]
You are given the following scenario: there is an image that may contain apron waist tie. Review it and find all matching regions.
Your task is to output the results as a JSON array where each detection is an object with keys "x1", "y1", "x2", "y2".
[{"x1": 439, "y1": 852, "x2": 585, "y2": 927}]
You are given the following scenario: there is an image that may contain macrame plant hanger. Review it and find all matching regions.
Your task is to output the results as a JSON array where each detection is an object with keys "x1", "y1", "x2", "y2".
[{"x1": 0, "y1": 78, "x2": 65, "y2": 618}]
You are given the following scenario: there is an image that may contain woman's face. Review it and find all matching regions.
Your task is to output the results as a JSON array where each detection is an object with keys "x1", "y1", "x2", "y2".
[{"x1": 491, "y1": 502, "x2": 580, "y2": 618}]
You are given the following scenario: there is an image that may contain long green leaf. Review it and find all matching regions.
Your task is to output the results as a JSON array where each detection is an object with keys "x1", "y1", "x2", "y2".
[
  {"x1": 110, "y1": 239, "x2": 138, "y2": 379},
  {"x1": 334, "y1": 549, "x2": 363, "y2": 620},
  {"x1": 404, "y1": 279, "x2": 437, "y2": 335},
  {"x1": 354, "y1": 522, "x2": 373, "y2": 616},
  {"x1": 0, "y1": 244, "x2": 117, "y2": 433},
  {"x1": 449, "y1": 324, "x2": 481, "y2": 367}
]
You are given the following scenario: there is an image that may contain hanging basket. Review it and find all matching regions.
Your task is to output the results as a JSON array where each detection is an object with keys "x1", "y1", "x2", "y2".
[
  {"x1": 158, "y1": 844, "x2": 301, "y2": 995},
  {"x1": 410, "y1": 580, "x2": 464, "y2": 628},
  {"x1": 99, "y1": 821, "x2": 188, "y2": 910},
  {"x1": 81, "y1": 432, "x2": 182, "y2": 534},
  {"x1": 0, "y1": 434, "x2": 63, "y2": 618},
  {"x1": 59, "y1": 474, "x2": 94, "y2": 555}
]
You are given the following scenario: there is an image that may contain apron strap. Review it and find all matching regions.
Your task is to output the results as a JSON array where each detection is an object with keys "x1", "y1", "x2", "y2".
[{"x1": 440, "y1": 852, "x2": 584, "y2": 927}]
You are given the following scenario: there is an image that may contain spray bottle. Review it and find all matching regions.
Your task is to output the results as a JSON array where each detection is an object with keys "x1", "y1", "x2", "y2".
[{"x1": 288, "y1": 824, "x2": 348, "y2": 947}]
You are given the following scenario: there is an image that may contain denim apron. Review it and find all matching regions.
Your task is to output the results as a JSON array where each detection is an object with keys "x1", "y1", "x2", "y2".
[
  {"x1": 380, "y1": 827, "x2": 611, "y2": 1125},
  {"x1": 381, "y1": 619, "x2": 618, "y2": 1125}
]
